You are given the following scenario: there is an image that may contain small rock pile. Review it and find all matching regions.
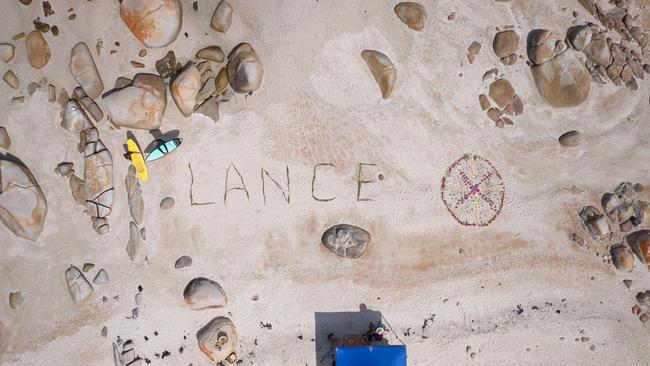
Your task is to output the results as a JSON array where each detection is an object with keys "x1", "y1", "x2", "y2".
[{"x1": 479, "y1": 77, "x2": 524, "y2": 128}]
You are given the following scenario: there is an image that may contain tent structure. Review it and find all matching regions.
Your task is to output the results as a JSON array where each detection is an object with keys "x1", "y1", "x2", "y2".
[{"x1": 336, "y1": 345, "x2": 407, "y2": 366}]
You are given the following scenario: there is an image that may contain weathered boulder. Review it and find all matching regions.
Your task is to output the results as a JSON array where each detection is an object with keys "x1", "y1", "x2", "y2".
[
  {"x1": 103, "y1": 73, "x2": 167, "y2": 130},
  {"x1": 119, "y1": 0, "x2": 183, "y2": 48},
  {"x1": 25, "y1": 31, "x2": 50, "y2": 69},
  {"x1": 579, "y1": 206, "x2": 610, "y2": 240},
  {"x1": 70, "y1": 42, "x2": 104, "y2": 99},
  {"x1": 527, "y1": 29, "x2": 566, "y2": 65},
  {"x1": 321, "y1": 224, "x2": 371, "y2": 259},
  {"x1": 361, "y1": 50, "x2": 396, "y2": 99},
  {"x1": 65, "y1": 266, "x2": 93, "y2": 304},
  {"x1": 227, "y1": 43, "x2": 264, "y2": 94},
  {"x1": 493, "y1": 30, "x2": 519, "y2": 64},
  {"x1": 0, "y1": 156, "x2": 47, "y2": 241},
  {"x1": 197, "y1": 317, "x2": 238, "y2": 363},
  {"x1": 83, "y1": 128, "x2": 113, "y2": 234},
  {"x1": 611, "y1": 244, "x2": 634, "y2": 272},
  {"x1": 171, "y1": 63, "x2": 201, "y2": 116},
  {"x1": 394, "y1": 2, "x2": 426, "y2": 31},
  {"x1": 530, "y1": 49, "x2": 590, "y2": 108},
  {"x1": 183, "y1": 277, "x2": 227, "y2": 310}
]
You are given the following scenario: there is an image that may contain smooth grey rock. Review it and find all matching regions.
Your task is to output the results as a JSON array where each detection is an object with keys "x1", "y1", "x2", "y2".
[
  {"x1": 65, "y1": 266, "x2": 93, "y2": 304},
  {"x1": 183, "y1": 277, "x2": 227, "y2": 310},
  {"x1": 196, "y1": 316, "x2": 238, "y2": 363},
  {"x1": 321, "y1": 224, "x2": 371, "y2": 259},
  {"x1": 9, "y1": 291, "x2": 23, "y2": 309},
  {"x1": 160, "y1": 196, "x2": 175, "y2": 210},
  {"x1": 93, "y1": 269, "x2": 109, "y2": 285},
  {"x1": 175, "y1": 255, "x2": 192, "y2": 269},
  {"x1": 101, "y1": 326, "x2": 108, "y2": 338},
  {"x1": 196, "y1": 46, "x2": 225, "y2": 63},
  {"x1": 227, "y1": 43, "x2": 264, "y2": 93}
]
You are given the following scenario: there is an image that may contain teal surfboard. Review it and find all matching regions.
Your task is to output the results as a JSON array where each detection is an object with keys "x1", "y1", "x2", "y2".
[{"x1": 145, "y1": 138, "x2": 183, "y2": 162}]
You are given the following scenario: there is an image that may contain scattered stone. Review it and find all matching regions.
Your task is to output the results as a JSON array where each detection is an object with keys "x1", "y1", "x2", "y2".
[
  {"x1": 101, "y1": 326, "x2": 108, "y2": 338},
  {"x1": 82, "y1": 263, "x2": 95, "y2": 272},
  {"x1": 54, "y1": 162, "x2": 73, "y2": 177},
  {"x1": 478, "y1": 94, "x2": 490, "y2": 111},
  {"x1": 61, "y1": 100, "x2": 92, "y2": 132},
  {"x1": 9, "y1": 291, "x2": 23, "y2": 309},
  {"x1": 51, "y1": 26, "x2": 58, "y2": 36},
  {"x1": 196, "y1": 46, "x2": 225, "y2": 63},
  {"x1": 126, "y1": 221, "x2": 140, "y2": 260},
  {"x1": 0, "y1": 43, "x2": 15, "y2": 63},
  {"x1": 195, "y1": 97, "x2": 220, "y2": 122},
  {"x1": 114, "y1": 77, "x2": 132, "y2": 89},
  {"x1": 210, "y1": 0, "x2": 233, "y2": 33},
  {"x1": 125, "y1": 165, "x2": 144, "y2": 224},
  {"x1": 579, "y1": 206, "x2": 610, "y2": 240},
  {"x1": 11, "y1": 96, "x2": 25, "y2": 104},
  {"x1": 139, "y1": 227, "x2": 146, "y2": 240},
  {"x1": 83, "y1": 128, "x2": 113, "y2": 234},
  {"x1": 171, "y1": 62, "x2": 201, "y2": 116},
  {"x1": 611, "y1": 244, "x2": 634, "y2": 272},
  {"x1": 527, "y1": 30, "x2": 590, "y2": 108},
  {"x1": 3, "y1": 70, "x2": 19, "y2": 89},
  {"x1": 68, "y1": 173, "x2": 86, "y2": 206},
  {"x1": 19, "y1": 0, "x2": 31, "y2": 5},
  {"x1": 558, "y1": 131, "x2": 581, "y2": 147},
  {"x1": 138, "y1": 49, "x2": 147, "y2": 57},
  {"x1": 73, "y1": 87, "x2": 104, "y2": 123},
  {"x1": 42, "y1": 1, "x2": 54, "y2": 16},
  {"x1": 227, "y1": 43, "x2": 264, "y2": 94},
  {"x1": 627, "y1": 230, "x2": 650, "y2": 263},
  {"x1": 12, "y1": 33, "x2": 25, "y2": 41},
  {"x1": 0, "y1": 127, "x2": 10, "y2": 150},
  {"x1": 27, "y1": 82, "x2": 40, "y2": 95},
  {"x1": 467, "y1": 41, "x2": 481, "y2": 64},
  {"x1": 160, "y1": 196, "x2": 175, "y2": 210},
  {"x1": 0, "y1": 157, "x2": 47, "y2": 241},
  {"x1": 175, "y1": 255, "x2": 192, "y2": 269},
  {"x1": 65, "y1": 266, "x2": 93, "y2": 304},
  {"x1": 394, "y1": 2, "x2": 426, "y2": 31},
  {"x1": 130, "y1": 61, "x2": 145, "y2": 68},
  {"x1": 482, "y1": 68, "x2": 499, "y2": 82},
  {"x1": 633, "y1": 304, "x2": 641, "y2": 314},
  {"x1": 104, "y1": 73, "x2": 167, "y2": 130},
  {"x1": 321, "y1": 224, "x2": 371, "y2": 259},
  {"x1": 25, "y1": 30, "x2": 50, "y2": 69},
  {"x1": 567, "y1": 25, "x2": 593, "y2": 51},
  {"x1": 637, "y1": 290, "x2": 650, "y2": 307},
  {"x1": 184, "y1": 277, "x2": 227, "y2": 310},
  {"x1": 640, "y1": 314, "x2": 648, "y2": 323},
  {"x1": 70, "y1": 42, "x2": 104, "y2": 99},
  {"x1": 93, "y1": 269, "x2": 109, "y2": 285},
  {"x1": 155, "y1": 51, "x2": 177, "y2": 79},
  {"x1": 119, "y1": 0, "x2": 183, "y2": 48},
  {"x1": 196, "y1": 317, "x2": 238, "y2": 363},
  {"x1": 58, "y1": 88, "x2": 70, "y2": 108},
  {"x1": 447, "y1": 12, "x2": 455, "y2": 21},
  {"x1": 488, "y1": 78, "x2": 515, "y2": 108},
  {"x1": 493, "y1": 30, "x2": 519, "y2": 65},
  {"x1": 214, "y1": 67, "x2": 228, "y2": 96},
  {"x1": 48, "y1": 84, "x2": 55, "y2": 102},
  {"x1": 623, "y1": 279, "x2": 632, "y2": 288}
]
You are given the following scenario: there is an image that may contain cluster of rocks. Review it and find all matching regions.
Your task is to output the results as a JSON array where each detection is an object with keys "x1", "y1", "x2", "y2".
[
  {"x1": 479, "y1": 77, "x2": 524, "y2": 127},
  {"x1": 321, "y1": 224, "x2": 371, "y2": 259},
  {"x1": 64, "y1": 264, "x2": 109, "y2": 304},
  {"x1": 578, "y1": 182, "x2": 648, "y2": 272},
  {"x1": 182, "y1": 277, "x2": 238, "y2": 363},
  {"x1": 578, "y1": 0, "x2": 649, "y2": 52},
  {"x1": 567, "y1": 24, "x2": 648, "y2": 90},
  {"x1": 0, "y1": 153, "x2": 47, "y2": 241},
  {"x1": 493, "y1": 29, "x2": 520, "y2": 65}
]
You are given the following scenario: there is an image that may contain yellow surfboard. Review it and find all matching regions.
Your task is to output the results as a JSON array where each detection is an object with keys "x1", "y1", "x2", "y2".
[{"x1": 127, "y1": 139, "x2": 148, "y2": 182}]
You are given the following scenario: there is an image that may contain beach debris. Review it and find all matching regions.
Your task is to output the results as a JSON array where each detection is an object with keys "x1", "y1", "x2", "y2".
[
  {"x1": 125, "y1": 165, "x2": 144, "y2": 224},
  {"x1": 155, "y1": 51, "x2": 178, "y2": 79},
  {"x1": 394, "y1": 2, "x2": 426, "y2": 31},
  {"x1": 160, "y1": 196, "x2": 175, "y2": 210},
  {"x1": 70, "y1": 42, "x2": 104, "y2": 99},
  {"x1": 104, "y1": 73, "x2": 167, "y2": 130},
  {"x1": 493, "y1": 30, "x2": 519, "y2": 65},
  {"x1": 527, "y1": 29, "x2": 590, "y2": 107},
  {"x1": 579, "y1": 206, "x2": 610, "y2": 240},
  {"x1": 126, "y1": 221, "x2": 140, "y2": 260},
  {"x1": 211, "y1": 0, "x2": 233, "y2": 33},
  {"x1": 184, "y1": 277, "x2": 227, "y2": 310},
  {"x1": 321, "y1": 224, "x2": 371, "y2": 259},
  {"x1": 9, "y1": 291, "x2": 23, "y2": 309},
  {"x1": 83, "y1": 128, "x2": 113, "y2": 235},
  {"x1": 0, "y1": 44, "x2": 15, "y2": 63},
  {"x1": 146, "y1": 138, "x2": 182, "y2": 162},
  {"x1": 3, "y1": 70, "x2": 19, "y2": 89},
  {"x1": 627, "y1": 230, "x2": 650, "y2": 264},
  {"x1": 196, "y1": 316, "x2": 238, "y2": 363},
  {"x1": 73, "y1": 87, "x2": 104, "y2": 123},
  {"x1": 0, "y1": 156, "x2": 47, "y2": 241},
  {"x1": 559, "y1": 130, "x2": 581, "y2": 147},
  {"x1": 361, "y1": 50, "x2": 396, "y2": 99},
  {"x1": 610, "y1": 244, "x2": 634, "y2": 272},
  {"x1": 25, "y1": 30, "x2": 50, "y2": 69},
  {"x1": 119, "y1": 0, "x2": 183, "y2": 48},
  {"x1": 467, "y1": 41, "x2": 481, "y2": 64},
  {"x1": 171, "y1": 62, "x2": 201, "y2": 116},
  {"x1": 227, "y1": 43, "x2": 264, "y2": 93},
  {"x1": 175, "y1": 255, "x2": 192, "y2": 269},
  {"x1": 196, "y1": 46, "x2": 225, "y2": 63},
  {"x1": 0, "y1": 127, "x2": 10, "y2": 150},
  {"x1": 93, "y1": 269, "x2": 109, "y2": 285},
  {"x1": 65, "y1": 266, "x2": 93, "y2": 304},
  {"x1": 61, "y1": 100, "x2": 92, "y2": 132}
]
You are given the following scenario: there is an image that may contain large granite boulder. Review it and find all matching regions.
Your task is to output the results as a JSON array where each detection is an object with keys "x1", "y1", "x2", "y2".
[
  {"x1": 103, "y1": 74, "x2": 167, "y2": 130},
  {"x1": 0, "y1": 156, "x2": 47, "y2": 241}
]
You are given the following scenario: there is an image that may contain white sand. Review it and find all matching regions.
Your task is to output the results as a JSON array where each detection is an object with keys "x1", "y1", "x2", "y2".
[{"x1": 1, "y1": 0, "x2": 650, "y2": 365}]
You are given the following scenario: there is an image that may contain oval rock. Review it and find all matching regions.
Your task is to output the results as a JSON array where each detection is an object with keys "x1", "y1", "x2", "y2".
[
  {"x1": 321, "y1": 224, "x2": 371, "y2": 259},
  {"x1": 120, "y1": 0, "x2": 183, "y2": 48},
  {"x1": 183, "y1": 277, "x2": 227, "y2": 310}
]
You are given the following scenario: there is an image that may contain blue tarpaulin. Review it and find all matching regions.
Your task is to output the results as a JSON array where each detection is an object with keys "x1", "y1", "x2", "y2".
[{"x1": 336, "y1": 345, "x2": 407, "y2": 366}]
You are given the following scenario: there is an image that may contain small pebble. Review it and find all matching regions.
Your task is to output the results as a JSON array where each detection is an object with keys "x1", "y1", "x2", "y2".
[
  {"x1": 130, "y1": 61, "x2": 144, "y2": 68},
  {"x1": 160, "y1": 196, "x2": 175, "y2": 210},
  {"x1": 138, "y1": 49, "x2": 147, "y2": 57},
  {"x1": 101, "y1": 326, "x2": 108, "y2": 338},
  {"x1": 175, "y1": 255, "x2": 192, "y2": 269}
]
